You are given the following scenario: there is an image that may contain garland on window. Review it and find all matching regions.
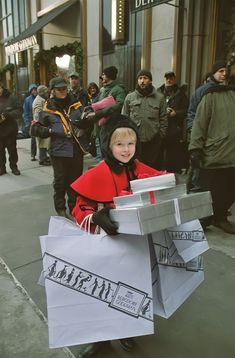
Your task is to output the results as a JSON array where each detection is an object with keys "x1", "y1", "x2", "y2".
[
  {"x1": 0, "y1": 63, "x2": 15, "y2": 81},
  {"x1": 33, "y1": 41, "x2": 83, "y2": 79}
]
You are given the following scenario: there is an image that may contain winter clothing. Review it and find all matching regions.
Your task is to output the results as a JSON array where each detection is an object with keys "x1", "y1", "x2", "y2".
[
  {"x1": 211, "y1": 60, "x2": 227, "y2": 74},
  {"x1": 37, "y1": 85, "x2": 48, "y2": 97},
  {"x1": 32, "y1": 93, "x2": 50, "y2": 163},
  {"x1": 49, "y1": 77, "x2": 67, "y2": 90},
  {"x1": 189, "y1": 85, "x2": 235, "y2": 169},
  {"x1": 189, "y1": 85, "x2": 235, "y2": 226},
  {"x1": 137, "y1": 69, "x2": 152, "y2": 81},
  {"x1": 102, "y1": 66, "x2": 118, "y2": 80},
  {"x1": 164, "y1": 71, "x2": 175, "y2": 78},
  {"x1": 122, "y1": 85, "x2": 167, "y2": 169},
  {"x1": 71, "y1": 159, "x2": 163, "y2": 228},
  {"x1": 39, "y1": 94, "x2": 85, "y2": 213},
  {"x1": 0, "y1": 87, "x2": 21, "y2": 173},
  {"x1": 187, "y1": 77, "x2": 220, "y2": 130},
  {"x1": 96, "y1": 80, "x2": 126, "y2": 156},
  {"x1": 157, "y1": 83, "x2": 189, "y2": 172}
]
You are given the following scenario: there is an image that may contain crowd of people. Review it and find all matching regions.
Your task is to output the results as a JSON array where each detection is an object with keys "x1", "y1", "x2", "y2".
[
  {"x1": 0, "y1": 60, "x2": 235, "y2": 356},
  {"x1": 0, "y1": 60, "x2": 234, "y2": 233}
]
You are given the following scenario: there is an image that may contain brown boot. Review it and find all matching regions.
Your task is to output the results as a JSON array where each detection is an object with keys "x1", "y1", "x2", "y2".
[{"x1": 214, "y1": 219, "x2": 235, "y2": 234}]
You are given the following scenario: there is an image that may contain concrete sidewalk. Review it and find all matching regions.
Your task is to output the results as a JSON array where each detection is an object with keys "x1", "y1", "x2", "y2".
[{"x1": 0, "y1": 139, "x2": 235, "y2": 358}]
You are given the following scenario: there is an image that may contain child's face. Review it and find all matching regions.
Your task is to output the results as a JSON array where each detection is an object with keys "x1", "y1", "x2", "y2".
[{"x1": 111, "y1": 135, "x2": 136, "y2": 163}]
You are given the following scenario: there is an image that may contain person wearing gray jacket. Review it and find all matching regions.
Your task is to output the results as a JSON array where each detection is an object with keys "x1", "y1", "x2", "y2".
[{"x1": 122, "y1": 69, "x2": 168, "y2": 169}]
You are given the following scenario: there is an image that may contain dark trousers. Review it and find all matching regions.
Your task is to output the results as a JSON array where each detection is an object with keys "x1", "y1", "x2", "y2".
[
  {"x1": 31, "y1": 136, "x2": 37, "y2": 157},
  {"x1": 140, "y1": 134, "x2": 162, "y2": 170},
  {"x1": 51, "y1": 147, "x2": 84, "y2": 213},
  {"x1": 200, "y1": 167, "x2": 235, "y2": 221},
  {"x1": 0, "y1": 135, "x2": 18, "y2": 169}
]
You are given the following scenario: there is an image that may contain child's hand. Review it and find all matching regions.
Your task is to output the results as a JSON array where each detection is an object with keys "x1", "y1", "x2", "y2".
[{"x1": 92, "y1": 207, "x2": 118, "y2": 235}]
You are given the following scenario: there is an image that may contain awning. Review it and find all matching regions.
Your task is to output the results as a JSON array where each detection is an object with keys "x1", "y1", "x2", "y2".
[{"x1": 5, "y1": 0, "x2": 77, "y2": 55}]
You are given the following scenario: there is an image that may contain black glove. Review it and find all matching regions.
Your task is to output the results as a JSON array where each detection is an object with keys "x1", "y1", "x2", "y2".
[
  {"x1": 92, "y1": 207, "x2": 118, "y2": 235},
  {"x1": 190, "y1": 150, "x2": 202, "y2": 168}
]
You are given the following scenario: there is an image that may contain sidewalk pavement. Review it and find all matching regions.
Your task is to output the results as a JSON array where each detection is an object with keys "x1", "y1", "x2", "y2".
[{"x1": 0, "y1": 139, "x2": 235, "y2": 358}]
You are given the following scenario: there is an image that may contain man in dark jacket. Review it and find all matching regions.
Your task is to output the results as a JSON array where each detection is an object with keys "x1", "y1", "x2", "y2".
[
  {"x1": 157, "y1": 71, "x2": 189, "y2": 172},
  {"x1": 0, "y1": 83, "x2": 21, "y2": 175}
]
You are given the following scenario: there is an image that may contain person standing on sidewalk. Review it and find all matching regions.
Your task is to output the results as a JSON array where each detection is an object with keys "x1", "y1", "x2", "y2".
[
  {"x1": 157, "y1": 71, "x2": 189, "y2": 173},
  {"x1": 39, "y1": 76, "x2": 89, "y2": 218},
  {"x1": 22, "y1": 83, "x2": 38, "y2": 160},
  {"x1": 122, "y1": 69, "x2": 168, "y2": 169},
  {"x1": 68, "y1": 71, "x2": 90, "y2": 107},
  {"x1": 32, "y1": 85, "x2": 51, "y2": 166},
  {"x1": 189, "y1": 83, "x2": 235, "y2": 234},
  {"x1": 0, "y1": 83, "x2": 21, "y2": 176}
]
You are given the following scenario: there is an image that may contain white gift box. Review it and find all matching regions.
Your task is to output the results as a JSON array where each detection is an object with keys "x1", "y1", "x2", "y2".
[
  {"x1": 130, "y1": 173, "x2": 176, "y2": 193},
  {"x1": 110, "y1": 201, "x2": 177, "y2": 235},
  {"x1": 110, "y1": 191, "x2": 213, "y2": 235},
  {"x1": 113, "y1": 184, "x2": 187, "y2": 209}
]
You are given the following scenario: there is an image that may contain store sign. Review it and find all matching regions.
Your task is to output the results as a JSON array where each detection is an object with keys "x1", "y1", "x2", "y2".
[
  {"x1": 130, "y1": 0, "x2": 171, "y2": 12},
  {"x1": 5, "y1": 35, "x2": 37, "y2": 56}
]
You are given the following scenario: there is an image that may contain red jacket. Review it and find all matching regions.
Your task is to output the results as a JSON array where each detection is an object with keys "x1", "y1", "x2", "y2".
[{"x1": 71, "y1": 160, "x2": 165, "y2": 228}]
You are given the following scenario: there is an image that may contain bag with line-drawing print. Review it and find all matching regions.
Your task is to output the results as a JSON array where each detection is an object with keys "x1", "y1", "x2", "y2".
[{"x1": 40, "y1": 216, "x2": 153, "y2": 348}]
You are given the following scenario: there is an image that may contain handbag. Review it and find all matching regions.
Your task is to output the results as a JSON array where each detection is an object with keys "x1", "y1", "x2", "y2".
[
  {"x1": 40, "y1": 216, "x2": 153, "y2": 348},
  {"x1": 91, "y1": 95, "x2": 116, "y2": 126}
]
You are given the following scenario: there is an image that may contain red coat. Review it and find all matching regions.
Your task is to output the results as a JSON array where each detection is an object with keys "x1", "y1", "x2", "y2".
[{"x1": 71, "y1": 160, "x2": 166, "y2": 227}]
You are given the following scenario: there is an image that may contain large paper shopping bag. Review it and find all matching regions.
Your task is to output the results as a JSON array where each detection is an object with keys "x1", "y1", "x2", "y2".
[
  {"x1": 40, "y1": 217, "x2": 153, "y2": 348},
  {"x1": 166, "y1": 219, "x2": 209, "y2": 262},
  {"x1": 149, "y1": 231, "x2": 204, "y2": 319}
]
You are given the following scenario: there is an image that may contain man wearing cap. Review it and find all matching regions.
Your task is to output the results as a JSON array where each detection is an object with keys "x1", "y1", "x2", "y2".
[
  {"x1": 122, "y1": 69, "x2": 168, "y2": 169},
  {"x1": 189, "y1": 65, "x2": 235, "y2": 234},
  {"x1": 68, "y1": 71, "x2": 89, "y2": 107},
  {"x1": 38, "y1": 76, "x2": 90, "y2": 218},
  {"x1": 32, "y1": 85, "x2": 50, "y2": 166},
  {"x1": 157, "y1": 71, "x2": 189, "y2": 173},
  {"x1": 86, "y1": 66, "x2": 126, "y2": 156}
]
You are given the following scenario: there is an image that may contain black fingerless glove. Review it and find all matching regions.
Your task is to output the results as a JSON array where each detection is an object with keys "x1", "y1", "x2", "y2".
[{"x1": 92, "y1": 207, "x2": 118, "y2": 235}]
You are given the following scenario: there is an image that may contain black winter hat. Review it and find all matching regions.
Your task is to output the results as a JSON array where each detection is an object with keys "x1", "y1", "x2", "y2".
[
  {"x1": 211, "y1": 60, "x2": 227, "y2": 74},
  {"x1": 137, "y1": 69, "x2": 152, "y2": 81},
  {"x1": 104, "y1": 114, "x2": 141, "y2": 173},
  {"x1": 102, "y1": 66, "x2": 118, "y2": 80}
]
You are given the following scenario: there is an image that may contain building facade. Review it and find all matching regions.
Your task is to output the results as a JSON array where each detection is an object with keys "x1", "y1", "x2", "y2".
[{"x1": 1, "y1": 0, "x2": 235, "y2": 98}]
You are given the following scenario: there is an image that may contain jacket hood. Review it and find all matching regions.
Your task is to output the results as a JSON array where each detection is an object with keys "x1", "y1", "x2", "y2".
[{"x1": 28, "y1": 83, "x2": 37, "y2": 94}]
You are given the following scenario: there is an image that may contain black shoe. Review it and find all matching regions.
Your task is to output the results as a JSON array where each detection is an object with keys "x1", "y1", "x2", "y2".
[
  {"x1": 77, "y1": 342, "x2": 109, "y2": 358},
  {"x1": 0, "y1": 167, "x2": 7, "y2": 176},
  {"x1": 11, "y1": 167, "x2": 21, "y2": 175},
  {"x1": 39, "y1": 159, "x2": 51, "y2": 166},
  {"x1": 214, "y1": 219, "x2": 235, "y2": 234},
  {"x1": 31, "y1": 156, "x2": 36, "y2": 161},
  {"x1": 119, "y1": 337, "x2": 135, "y2": 352}
]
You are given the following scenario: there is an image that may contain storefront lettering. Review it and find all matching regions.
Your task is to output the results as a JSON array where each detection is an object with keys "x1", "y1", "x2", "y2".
[
  {"x1": 131, "y1": 0, "x2": 170, "y2": 12},
  {"x1": 5, "y1": 35, "x2": 37, "y2": 56}
]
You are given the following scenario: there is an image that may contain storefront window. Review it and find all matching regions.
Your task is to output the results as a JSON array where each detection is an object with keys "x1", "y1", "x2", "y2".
[{"x1": 102, "y1": 0, "x2": 142, "y2": 92}]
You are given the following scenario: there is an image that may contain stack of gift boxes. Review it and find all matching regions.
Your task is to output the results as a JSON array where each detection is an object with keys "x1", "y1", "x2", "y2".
[{"x1": 110, "y1": 173, "x2": 212, "y2": 318}]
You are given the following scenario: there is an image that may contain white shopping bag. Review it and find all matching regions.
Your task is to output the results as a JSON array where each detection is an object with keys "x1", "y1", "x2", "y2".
[
  {"x1": 40, "y1": 217, "x2": 154, "y2": 348},
  {"x1": 166, "y1": 219, "x2": 209, "y2": 262},
  {"x1": 149, "y1": 231, "x2": 204, "y2": 319}
]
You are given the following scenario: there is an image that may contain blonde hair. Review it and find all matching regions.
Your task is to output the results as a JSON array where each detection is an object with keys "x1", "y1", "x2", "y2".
[{"x1": 109, "y1": 127, "x2": 137, "y2": 149}]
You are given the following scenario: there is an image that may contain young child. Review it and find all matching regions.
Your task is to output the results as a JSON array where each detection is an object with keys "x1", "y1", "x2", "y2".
[
  {"x1": 70, "y1": 114, "x2": 167, "y2": 358},
  {"x1": 71, "y1": 114, "x2": 166, "y2": 235}
]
